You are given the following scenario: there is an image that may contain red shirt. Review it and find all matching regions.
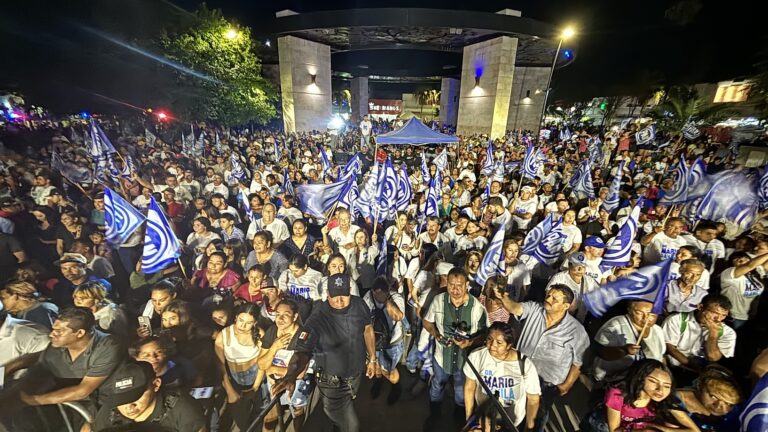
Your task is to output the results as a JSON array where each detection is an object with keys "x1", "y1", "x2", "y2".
[{"x1": 234, "y1": 282, "x2": 263, "y2": 305}]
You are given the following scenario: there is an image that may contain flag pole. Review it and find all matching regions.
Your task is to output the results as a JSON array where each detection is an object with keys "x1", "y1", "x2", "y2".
[
  {"x1": 635, "y1": 318, "x2": 651, "y2": 346},
  {"x1": 176, "y1": 258, "x2": 189, "y2": 280}
]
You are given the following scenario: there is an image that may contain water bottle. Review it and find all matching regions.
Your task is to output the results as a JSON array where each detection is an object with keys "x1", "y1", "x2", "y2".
[{"x1": 291, "y1": 379, "x2": 309, "y2": 406}]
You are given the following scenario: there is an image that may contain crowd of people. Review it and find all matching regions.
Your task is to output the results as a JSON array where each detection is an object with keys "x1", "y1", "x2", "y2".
[{"x1": 0, "y1": 113, "x2": 767, "y2": 432}]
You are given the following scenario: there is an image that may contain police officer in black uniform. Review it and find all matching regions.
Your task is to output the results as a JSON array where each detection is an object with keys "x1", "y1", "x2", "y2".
[
  {"x1": 298, "y1": 273, "x2": 377, "y2": 432},
  {"x1": 92, "y1": 361, "x2": 207, "y2": 432}
]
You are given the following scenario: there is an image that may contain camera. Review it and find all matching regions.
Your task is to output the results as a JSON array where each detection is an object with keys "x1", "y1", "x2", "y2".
[{"x1": 445, "y1": 320, "x2": 471, "y2": 341}]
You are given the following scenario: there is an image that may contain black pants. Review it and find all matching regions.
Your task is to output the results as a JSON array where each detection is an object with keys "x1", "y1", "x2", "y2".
[
  {"x1": 317, "y1": 373, "x2": 362, "y2": 432},
  {"x1": 225, "y1": 389, "x2": 262, "y2": 432}
]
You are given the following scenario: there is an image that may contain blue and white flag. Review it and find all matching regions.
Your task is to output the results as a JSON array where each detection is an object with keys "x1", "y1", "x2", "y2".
[
  {"x1": 521, "y1": 213, "x2": 554, "y2": 256},
  {"x1": 145, "y1": 128, "x2": 158, "y2": 146},
  {"x1": 529, "y1": 219, "x2": 566, "y2": 265},
  {"x1": 588, "y1": 137, "x2": 604, "y2": 165},
  {"x1": 433, "y1": 149, "x2": 448, "y2": 174},
  {"x1": 282, "y1": 168, "x2": 295, "y2": 197},
  {"x1": 620, "y1": 118, "x2": 632, "y2": 131},
  {"x1": 603, "y1": 161, "x2": 625, "y2": 213},
  {"x1": 660, "y1": 154, "x2": 689, "y2": 205},
  {"x1": 339, "y1": 177, "x2": 359, "y2": 212},
  {"x1": 635, "y1": 124, "x2": 656, "y2": 145},
  {"x1": 492, "y1": 161, "x2": 506, "y2": 183},
  {"x1": 395, "y1": 163, "x2": 412, "y2": 212},
  {"x1": 686, "y1": 156, "x2": 710, "y2": 202},
  {"x1": 375, "y1": 159, "x2": 398, "y2": 221},
  {"x1": 600, "y1": 202, "x2": 641, "y2": 270},
  {"x1": 425, "y1": 176, "x2": 440, "y2": 217},
  {"x1": 523, "y1": 143, "x2": 542, "y2": 178},
  {"x1": 584, "y1": 258, "x2": 673, "y2": 316},
  {"x1": 682, "y1": 122, "x2": 701, "y2": 140},
  {"x1": 296, "y1": 176, "x2": 355, "y2": 219},
  {"x1": 356, "y1": 162, "x2": 379, "y2": 219},
  {"x1": 193, "y1": 131, "x2": 205, "y2": 157},
  {"x1": 142, "y1": 197, "x2": 182, "y2": 274},
  {"x1": 475, "y1": 222, "x2": 507, "y2": 286},
  {"x1": 695, "y1": 169, "x2": 759, "y2": 229},
  {"x1": 227, "y1": 154, "x2": 246, "y2": 184},
  {"x1": 89, "y1": 120, "x2": 118, "y2": 160},
  {"x1": 104, "y1": 187, "x2": 145, "y2": 246},
  {"x1": 559, "y1": 127, "x2": 572, "y2": 142},
  {"x1": 420, "y1": 152, "x2": 430, "y2": 183},
  {"x1": 214, "y1": 133, "x2": 223, "y2": 154},
  {"x1": 319, "y1": 144, "x2": 332, "y2": 178},
  {"x1": 239, "y1": 188, "x2": 255, "y2": 223},
  {"x1": 481, "y1": 142, "x2": 494, "y2": 176},
  {"x1": 740, "y1": 373, "x2": 768, "y2": 432},
  {"x1": 758, "y1": 168, "x2": 768, "y2": 210},
  {"x1": 343, "y1": 153, "x2": 363, "y2": 179},
  {"x1": 273, "y1": 139, "x2": 280, "y2": 162},
  {"x1": 51, "y1": 151, "x2": 93, "y2": 184},
  {"x1": 571, "y1": 160, "x2": 595, "y2": 200},
  {"x1": 480, "y1": 184, "x2": 490, "y2": 209}
]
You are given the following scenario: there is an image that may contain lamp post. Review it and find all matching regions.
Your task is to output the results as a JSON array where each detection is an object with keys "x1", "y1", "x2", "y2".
[{"x1": 537, "y1": 27, "x2": 575, "y2": 140}]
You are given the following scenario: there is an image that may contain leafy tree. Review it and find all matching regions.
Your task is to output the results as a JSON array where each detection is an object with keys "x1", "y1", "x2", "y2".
[
  {"x1": 157, "y1": 6, "x2": 276, "y2": 126},
  {"x1": 647, "y1": 86, "x2": 734, "y2": 132}
]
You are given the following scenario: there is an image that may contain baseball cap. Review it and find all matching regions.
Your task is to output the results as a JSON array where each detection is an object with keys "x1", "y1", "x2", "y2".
[
  {"x1": 55, "y1": 253, "x2": 87, "y2": 266},
  {"x1": 104, "y1": 361, "x2": 155, "y2": 407},
  {"x1": 568, "y1": 252, "x2": 588, "y2": 267},
  {"x1": 584, "y1": 236, "x2": 606, "y2": 249},
  {"x1": 327, "y1": 274, "x2": 351, "y2": 297},
  {"x1": 47, "y1": 188, "x2": 62, "y2": 197},
  {"x1": 260, "y1": 277, "x2": 278, "y2": 290},
  {"x1": 436, "y1": 262, "x2": 454, "y2": 276}
]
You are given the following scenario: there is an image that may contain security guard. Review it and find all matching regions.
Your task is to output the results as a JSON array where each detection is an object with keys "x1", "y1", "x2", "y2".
[
  {"x1": 301, "y1": 273, "x2": 377, "y2": 432},
  {"x1": 92, "y1": 361, "x2": 207, "y2": 432}
]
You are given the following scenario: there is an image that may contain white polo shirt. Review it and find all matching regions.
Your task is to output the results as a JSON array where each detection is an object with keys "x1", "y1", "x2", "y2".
[{"x1": 662, "y1": 312, "x2": 736, "y2": 367}]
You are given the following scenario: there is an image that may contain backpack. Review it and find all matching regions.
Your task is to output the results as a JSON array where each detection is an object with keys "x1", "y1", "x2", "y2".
[{"x1": 371, "y1": 303, "x2": 393, "y2": 351}]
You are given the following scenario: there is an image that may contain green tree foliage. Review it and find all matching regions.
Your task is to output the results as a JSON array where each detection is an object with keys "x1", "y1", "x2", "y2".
[
  {"x1": 648, "y1": 86, "x2": 734, "y2": 132},
  {"x1": 158, "y1": 6, "x2": 276, "y2": 125}
]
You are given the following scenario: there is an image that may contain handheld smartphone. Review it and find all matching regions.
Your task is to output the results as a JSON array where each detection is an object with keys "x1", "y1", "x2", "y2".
[{"x1": 138, "y1": 316, "x2": 152, "y2": 335}]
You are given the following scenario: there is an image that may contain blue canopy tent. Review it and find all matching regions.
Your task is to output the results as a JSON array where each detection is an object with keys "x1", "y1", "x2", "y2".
[{"x1": 375, "y1": 117, "x2": 459, "y2": 145}]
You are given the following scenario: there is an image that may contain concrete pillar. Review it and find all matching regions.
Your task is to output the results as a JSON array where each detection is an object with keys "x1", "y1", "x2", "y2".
[
  {"x1": 350, "y1": 77, "x2": 369, "y2": 122},
  {"x1": 456, "y1": 36, "x2": 518, "y2": 139},
  {"x1": 277, "y1": 35, "x2": 332, "y2": 133},
  {"x1": 439, "y1": 78, "x2": 460, "y2": 127},
  {"x1": 506, "y1": 66, "x2": 551, "y2": 133}
]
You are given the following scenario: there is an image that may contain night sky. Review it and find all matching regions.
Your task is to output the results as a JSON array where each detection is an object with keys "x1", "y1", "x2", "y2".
[{"x1": 1, "y1": 0, "x2": 765, "y2": 112}]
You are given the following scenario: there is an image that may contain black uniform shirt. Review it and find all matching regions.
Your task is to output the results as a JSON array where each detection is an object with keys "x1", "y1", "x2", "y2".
[
  {"x1": 93, "y1": 390, "x2": 207, "y2": 432},
  {"x1": 304, "y1": 296, "x2": 370, "y2": 378}
]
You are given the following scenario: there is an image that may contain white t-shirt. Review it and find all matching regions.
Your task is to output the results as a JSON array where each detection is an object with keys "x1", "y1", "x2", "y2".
[
  {"x1": 328, "y1": 225, "x2": 361, "y2": 263},
  {"x1": 720, "y1": 267, "x2": 765, "y2": 320},
  {"x1": 464, "y1": 348, "x2": 541, "y2": 427},
  {"x1": 511, "y1": 198, "x2": 538, "y2": 230},
  {"x1": 404, "y1": 258, "x2": 434, "y2": 308},
  {"x1": 683, "y1": 234, "x2": 725, "y2": 273},
  {"x1": 277, "y1": 267, "x2": 323, "y2": 301},
  {"x1": 592, "y1": 315, "x2": 666, "y2": 381},
  {"x1": 662, "y1": 312, "x2": 736, "y2": 367},
  {"x1": 643, "y1": 233, "x2": 688, "y2": 264},
  {"x1": 504, "y1": 262, "x2": 532, "y2": 302},
  {"x1": 560, "y1": 224, "x2": 583, "y2": 252},
  {"x1": 669, "y1": 262, "x2": 710, "y2": 291},
  {"x1": 247, "y1": 218, "x2": 290, "y2": 243}
]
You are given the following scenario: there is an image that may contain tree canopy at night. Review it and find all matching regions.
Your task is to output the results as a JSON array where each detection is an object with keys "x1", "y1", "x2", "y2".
[{"x1": 157, "y1": 6, "x2": 277, "y2": 125}]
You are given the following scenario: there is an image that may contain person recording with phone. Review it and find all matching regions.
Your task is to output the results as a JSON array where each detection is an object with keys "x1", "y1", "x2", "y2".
[{"x1": 422, "y1": 267, "x2": 488, "y2": 431}]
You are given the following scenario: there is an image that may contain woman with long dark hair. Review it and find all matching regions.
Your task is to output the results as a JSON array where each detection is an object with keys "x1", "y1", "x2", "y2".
[
  {"x1": 214, "y1": 302, "x2": 265, "y2": 431},
  {"x1": 581, "y1": 359, "x2": 700, "y2": 431}
]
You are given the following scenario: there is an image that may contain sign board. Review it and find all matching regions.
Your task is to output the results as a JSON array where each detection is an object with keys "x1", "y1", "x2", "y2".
[{"x1": 368, "y1": 99, "x2": 402, "y2": 115}]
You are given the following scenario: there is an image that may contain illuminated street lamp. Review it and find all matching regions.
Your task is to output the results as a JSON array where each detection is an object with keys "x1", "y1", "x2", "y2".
[
  {"x1": 538, "y1": 26, "x2": 576, "y2": 137},
  {"x1": 225, "y1": 28, "x2": 239, "y2": 40}
]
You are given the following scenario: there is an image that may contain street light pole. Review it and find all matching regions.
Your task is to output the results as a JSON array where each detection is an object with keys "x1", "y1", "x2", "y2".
[
  {"x1": 537, "y1": 27, "x2": 574, "y2": 142},
  {"x1": 537, "y1": 37, "x2": 563, "y2": 139}
]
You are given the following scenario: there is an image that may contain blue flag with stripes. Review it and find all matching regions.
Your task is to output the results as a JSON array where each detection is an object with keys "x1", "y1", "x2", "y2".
[
  {"x1": 104, "y1": 187, "x2": 145, "y2": 246},
  {"x1": 376, "y1": 233, "x2": 388, "y2": 277},
  {"x1": 600, "y1": 202, "x2": 641, "y2": 270},
  {"x1": 239, "y1": 188, "x2": 255, "y2": 223},
  {"x1": 522, "y1": 213, "x2": 554, "y2": 256},
  {"x1": 433, "y1": 149, "x2": 448, "y2": 174},
  {"x1": 227, "y1": 154, "x2": 246, "y2": 184},
  {"x1": 339, "y1": 177, "x2": 359, "y2": 213},
  {"x1": 635, "y1": 124, "x2": 656, "y2": 145},
  {"x1": 282, "y1": 168, "x2": 295, "y2": 197},
  {"x1": 319, "y1": 144, "x2": 332, "y2": 177},
  {"x1": 395, "y1": 163, "x2": 412, "y2": 212},
  {"x1": 89, "y1": 120, "x2": 117, "y2": 160},
  {"x1": 759, "y1": 167, "x2": 768, "y2": 210},
  {"x1": 356, "y1": 162, "x2": 379, "y2": 219},
  {"x1": 682, "y1": 122, "x2": 701, "y2": 140},
  {"x1": 603, "y1": 161, "x2": 624, "y2": 212},
  {"x1": 142, "y1": 197, "x2": 181, "y2": 274},
  {"x1": 660, "y1": 154, "x2": 689, "y2": 205},
  {"x1": 571, "y1": 160, "x2": 595, "y2": 200},
  {"x1": 695, "y1": 169, "x2": 758, "y2": 230},
  {"x1": 584, "y1": 258, "x2": 673, "y2": 316},
  {"x1": 523, "y1": 143, "x2": 543, "y2": 178},
  {"x1": 343, "y1": 153, "x2": 362, "y2": 179},
  {"x1": 559, "y1": 127, "x2": 572, "y2": 142},
  {"x1": 475, "y1": 222, "x2": 506, "y2": 287},
  {"x1": 740, "y1": 372, "x2": 768, "y2": 432},
  {"x1": 420, "y1": 152, "x2": 430, "y2": 183},
  {"x1": 481, "y1": 142, "x2": 494, "y2": 176},
  {"x1": 529, "y1": 219, "x2": 567, "y2": 265},
  {"x1": 296, "y1": 176, "x2": 355, "y2": 219},
  {"x1": 425, "y1": 174, "x2": 440, "y2": 217},
  {"x1": 376, "y1": 159, "x2": 398, "y2": 221}
]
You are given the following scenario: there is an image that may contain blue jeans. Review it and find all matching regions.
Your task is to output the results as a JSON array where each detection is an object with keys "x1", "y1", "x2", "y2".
[
  {"x1": 406, "y1": 319, "x2": 423, "y2": 371},
  {"x1": 377, "y1": 339, "x2": 405, "y2": 373},
  {"x1": 429, "y1": 357, "x2": 466, "y2": 406}
]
